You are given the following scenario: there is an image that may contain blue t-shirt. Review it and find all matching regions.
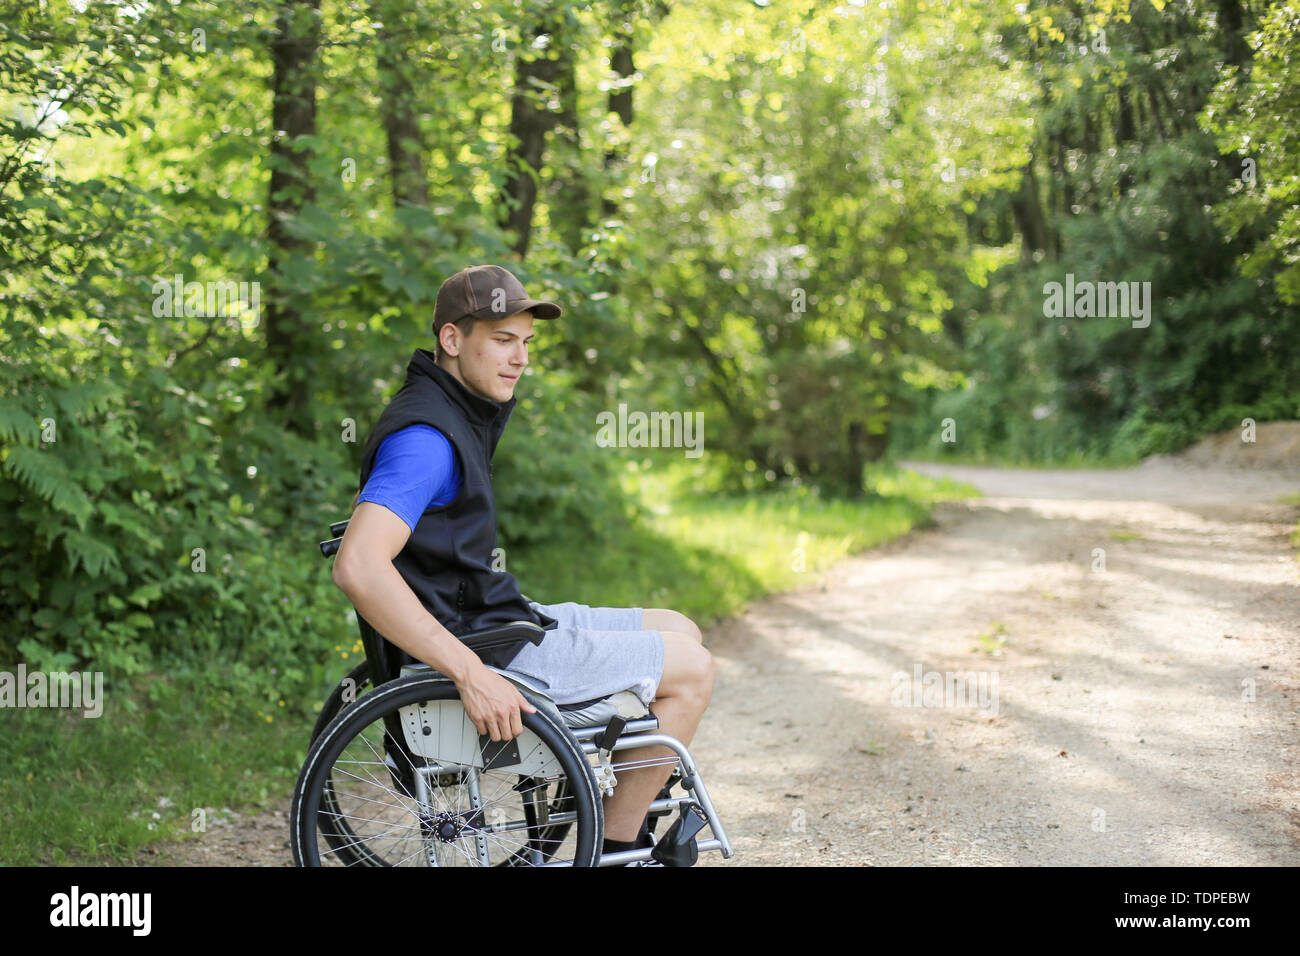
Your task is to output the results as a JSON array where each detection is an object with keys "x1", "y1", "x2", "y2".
[{"x1": 357, "y1": 424, "x2": 463, "y2": 531}]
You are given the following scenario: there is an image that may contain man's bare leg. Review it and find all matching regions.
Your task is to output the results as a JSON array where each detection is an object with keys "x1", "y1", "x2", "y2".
[{"x1": 601, "y1": 630, "x2": 715, "y2": 841}]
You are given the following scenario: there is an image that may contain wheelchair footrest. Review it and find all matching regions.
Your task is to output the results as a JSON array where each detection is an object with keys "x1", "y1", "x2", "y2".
[{"x1": 650, "y1": 802, "x2": 709, "y2": 867}]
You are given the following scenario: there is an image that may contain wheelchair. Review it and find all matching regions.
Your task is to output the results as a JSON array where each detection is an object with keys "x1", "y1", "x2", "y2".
[{"x1": 289, "y1": 519, "x2": 735, "y2": 867}]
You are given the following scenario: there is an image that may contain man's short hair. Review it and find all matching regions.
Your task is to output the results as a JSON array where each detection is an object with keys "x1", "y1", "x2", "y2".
[{"x1": 435, "y1": 314, "x2": 477, "y2": 361}]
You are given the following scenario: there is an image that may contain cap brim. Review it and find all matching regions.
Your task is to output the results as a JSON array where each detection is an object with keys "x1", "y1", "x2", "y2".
[
  {"x1": 469, "y1": 298, "x2": 560, "y2": 321},
  {"x1": 515, "y1": 298, "x2": 562, "y2": 320}
]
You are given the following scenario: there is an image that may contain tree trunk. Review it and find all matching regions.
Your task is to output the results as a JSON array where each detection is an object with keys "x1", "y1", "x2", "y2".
[
  {"x1": 499, "y1": 8, "x2": 569, "y2": 258},
  {"x1": 600, "y1": 0, "x2": 641, "y2": 222},
  {"x1": 1145, "y1": 86, "x2": 1167, "y2": 142},
  {"x1": 265, "y1": 0, "x2": 320, "y2": 434},
  {"x1": 1214, "y1": 0, "x2": 1253, "y2": 181},
  {"x1": 374, "y1": 0, "x2": 429, "y2": 209},
  {"x1": 1215, "y1": 0, "x2": 1250, "y2": 71},
  {"x1": 1010, "y1": 157, "x2": 1050, "y2": 264},
  {"x1": 842, "y1": 420, "x2": 869, "y2": 499},
  {"x1": 1116, "y1": 85, "x2": 1136, "y2": 195},
  {"x1": 552, "y1": 32, "x2": 589, "y2": 254}
]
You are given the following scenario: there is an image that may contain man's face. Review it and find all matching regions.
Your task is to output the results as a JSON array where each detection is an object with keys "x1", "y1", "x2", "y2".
[{"x1": 440, "y1": 311, "x2": 535, "y2": 403}]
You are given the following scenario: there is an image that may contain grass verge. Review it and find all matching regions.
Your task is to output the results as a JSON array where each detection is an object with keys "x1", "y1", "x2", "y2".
[
  {"x1": 0, "y1": 677, "x2": 306, "y2": 865},
  {"x1": 889, "y1": 448, "x2": 1143, "y2": 469}
]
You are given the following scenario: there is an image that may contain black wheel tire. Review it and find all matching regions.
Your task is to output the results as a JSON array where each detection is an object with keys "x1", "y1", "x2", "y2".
[{"x1": 308, "y1": 662, "x2": 377, "y2": 865}]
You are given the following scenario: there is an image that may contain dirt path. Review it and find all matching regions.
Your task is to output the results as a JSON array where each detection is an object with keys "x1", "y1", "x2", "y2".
[
  {"x1": 145, "y1": 459, "x2": 1300, "y2": 866},
  {"x1": 696, "y1": 458, "x2": 1300, "y2": 865}
]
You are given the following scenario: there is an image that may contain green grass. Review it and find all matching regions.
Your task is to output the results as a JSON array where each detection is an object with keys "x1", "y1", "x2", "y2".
[
  {"x1": 514, "y1": 461, "x2": 977, "y2": 626},
  {"x1": 890, "y1": 448, "x2": 1142, "y2": 469},
  {"x1": 0, "y1": 674, "x2": 308, "y2": 865},
  {"x1": 1282, "y1": 493, "x2": 1300, "y2": 551},
  {"x1": 971, "y1": 621, "x2": 1008, "y2": 656},
  {"x1": 0, "y1": 460, "x2": 977, "y2": 865}
]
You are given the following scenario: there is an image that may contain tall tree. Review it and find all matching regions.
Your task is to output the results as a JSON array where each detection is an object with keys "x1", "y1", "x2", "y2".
[
  {"x1": 499, "y1": 5, "x2": 573, "y2": 257},
  {"x1": 599, "y1": 0, "x2": 670, "y2": 222},
  {"x1": 372, "y1": 0, "x2": 429, "y2": 209},
  {"x1": 551, "y1": 24, "x2": 588, "y2": 254},
  {"x1": 265, "y1": 0, "x2": 321, "y2": 432}
]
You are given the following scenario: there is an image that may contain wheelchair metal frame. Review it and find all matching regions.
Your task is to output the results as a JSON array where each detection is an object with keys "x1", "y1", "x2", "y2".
[{"x1": 313, "y1": 519, "x2": 734, "y2": 867}]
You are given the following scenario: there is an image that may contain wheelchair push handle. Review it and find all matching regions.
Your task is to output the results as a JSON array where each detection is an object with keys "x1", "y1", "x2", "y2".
[{"x1": 319, "y1": 518, "x2": 350, "y2": 558}]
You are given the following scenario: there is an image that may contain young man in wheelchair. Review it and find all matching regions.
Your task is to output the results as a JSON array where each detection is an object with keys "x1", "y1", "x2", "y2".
[{"x1": 330, "y1": 264, "x2": 716, "y2": 862}]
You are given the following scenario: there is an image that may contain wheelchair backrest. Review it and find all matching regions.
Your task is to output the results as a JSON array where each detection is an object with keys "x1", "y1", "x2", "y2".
[{"x1": 319, "y1": 518, "x2": 416, "y2": 686}]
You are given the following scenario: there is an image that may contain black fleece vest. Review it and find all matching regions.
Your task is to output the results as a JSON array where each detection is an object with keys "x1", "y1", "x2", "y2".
[{"x1": 357, "y1": 348, "x2": 557, "y2": 669}]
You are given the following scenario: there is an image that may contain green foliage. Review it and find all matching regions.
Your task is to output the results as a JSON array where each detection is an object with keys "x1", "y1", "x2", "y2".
[
  {"x1": 1, "y1": 2, "x2": 1298, "y2": 869},
  {"x1": 0, "y1": 303, "x2": 354, "y2": 705},
  {"x1": 894, "y1": 0, "x2": 1300, "y2": 463},
  {"x1": 1202, "y1": 1, "x2": 1300, "y2": 305},
  {"x1": 4, "y1": 0, "x2": 1295, "y2": 698},
  {"x1": 616, "y1": 0, "x2": 1024, "y2": 494},
  {"x1": 496, "y1": 366, "x2": 642, "y2": 552},
  {"x1": 0, "y1": 0, "x2": 635, "y2": 714}
]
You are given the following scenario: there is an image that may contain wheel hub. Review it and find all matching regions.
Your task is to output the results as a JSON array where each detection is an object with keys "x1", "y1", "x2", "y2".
[{"x1": 424, "y1": 809, "x2": 475, "y2": 843}]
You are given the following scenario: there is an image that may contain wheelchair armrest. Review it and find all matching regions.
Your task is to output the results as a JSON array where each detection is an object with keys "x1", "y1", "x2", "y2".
[{"x1": 458, "y1": 621, "x2": 547, "y2": 654}]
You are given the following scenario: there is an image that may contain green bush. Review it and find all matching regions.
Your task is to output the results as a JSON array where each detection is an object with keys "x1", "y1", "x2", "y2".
[
  {"x1": 495, "y1": 367, "x2": 646, "y2": 552},
  {"x1": 0, "y1": 288, "x2": 358, "y2": 715}
]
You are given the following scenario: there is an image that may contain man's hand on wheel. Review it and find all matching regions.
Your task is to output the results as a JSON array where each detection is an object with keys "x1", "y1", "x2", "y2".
[{"x1": 456, "y1": 664, "x2": 538, "y2": 741}]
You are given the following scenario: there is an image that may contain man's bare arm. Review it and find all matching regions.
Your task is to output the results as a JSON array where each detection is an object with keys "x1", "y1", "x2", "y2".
[{"x1": 331, "y1": 501, "x2": 536, "y2": 740}]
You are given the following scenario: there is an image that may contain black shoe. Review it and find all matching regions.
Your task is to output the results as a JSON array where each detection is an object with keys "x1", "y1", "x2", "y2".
[
  {"x1": 623, "y1": 832, "x2": 663, "y2": 867},
  {"x1": 603, "y1": 826, "x2": 661, "y2": 866}
]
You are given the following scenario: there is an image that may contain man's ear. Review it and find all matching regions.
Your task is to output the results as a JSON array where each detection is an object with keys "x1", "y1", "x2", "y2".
[{"x1": 437, "y1": 323, "x2": 458, "y2": 358}]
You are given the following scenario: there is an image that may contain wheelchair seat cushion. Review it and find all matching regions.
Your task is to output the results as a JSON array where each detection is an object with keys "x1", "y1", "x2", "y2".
[
  {"x1": 557, "y1": 690, "x2": 652, "y2": 729},
  {"x1": 492, "y1": 668, "x2": 651, "y2": 729}
]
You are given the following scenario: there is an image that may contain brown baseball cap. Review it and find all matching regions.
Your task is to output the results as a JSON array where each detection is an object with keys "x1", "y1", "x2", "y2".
[{"x1": 433, "y1": 264, "x2": 562, "y2": 334}]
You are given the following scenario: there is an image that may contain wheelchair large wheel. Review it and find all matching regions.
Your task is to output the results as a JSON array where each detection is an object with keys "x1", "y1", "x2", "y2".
[
  {"x1": 291, "y1": 673, "x2": 603, "y2": 866},
  {"x1": 308, "y1": 664, "x2": 578, "y2": 864}
]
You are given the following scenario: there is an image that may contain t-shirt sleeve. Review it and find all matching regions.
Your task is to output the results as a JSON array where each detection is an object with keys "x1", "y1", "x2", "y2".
[{"x1": 356, "y1": 424, "x2": 462, "y2": 532}]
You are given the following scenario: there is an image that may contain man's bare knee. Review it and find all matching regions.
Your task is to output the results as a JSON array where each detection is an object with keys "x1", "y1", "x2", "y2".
[
  {"x1": 644, "y1": 608, "x2": 703, "y2": 645},
  {"x1": 657, "y1": 633, "x2": 714, "y2": 704}
]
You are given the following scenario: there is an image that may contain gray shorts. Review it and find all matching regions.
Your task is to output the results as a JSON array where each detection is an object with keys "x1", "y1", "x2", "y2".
[{"x1": 500, "y1": 601, "x2": 665, "y2": 709}]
